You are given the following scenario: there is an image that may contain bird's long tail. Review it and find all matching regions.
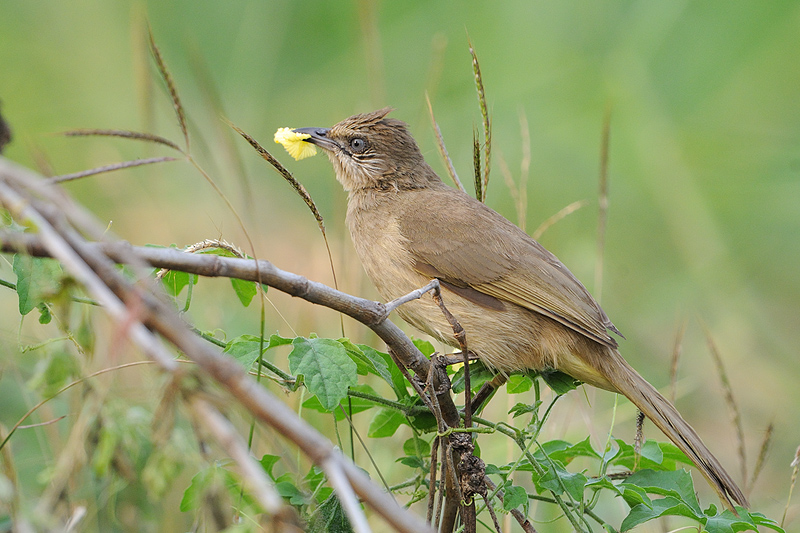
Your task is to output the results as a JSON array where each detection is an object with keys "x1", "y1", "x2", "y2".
[{"x1": 596, "y1": 348, "x2": 748, "y2": 511}]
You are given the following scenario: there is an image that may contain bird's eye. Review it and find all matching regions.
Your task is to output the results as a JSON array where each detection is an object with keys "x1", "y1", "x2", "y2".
[{"x1": 350, "y1": 137, "x2": 367, "y2": 153}]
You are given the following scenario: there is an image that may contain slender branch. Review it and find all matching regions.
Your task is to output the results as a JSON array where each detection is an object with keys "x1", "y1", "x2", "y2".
[
  {"x1": 0, "y1": 157, "x2": 435, "y2": 533},
  {"x1": 190, "y1": 396, "x2": 301, "y2": 529},
  {"x1": 322, "y1": 457, "x2": 373, "y2": 533}
]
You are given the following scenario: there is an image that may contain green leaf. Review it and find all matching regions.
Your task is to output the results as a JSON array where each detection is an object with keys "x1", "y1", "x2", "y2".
[
  {"x1": 181, "y1": 467, "x2": 213, "y2": 512},
  {"x1": 703, "y1": 507, "x2": 770, "y2": 533},
  {"x1": 37, "y1": 303, "x2": 51, "y2": 324},
  {"x1": 160, "y1": 269, "x2": 196, "y2": 297},
  {"x1": 13, "y1": 254, "x2": 64, "y2": 315},
  {"x1": 555, "y1": 437, "x2": 602, "y2": 462},
  {"x1": 484, "y1": 463, "x2": 503, "y2": 475},
  {"x1": 302, "y1": 384, "x2": 378, "y2": 420},
  {"x1": 534, "y1": 461, "x2": 587, "y2": 503},
  {"x1": 230, "y1": 277, "x2": 257, "y2": 307},
  {"x1": 289, "y1": 337, "x2": 357, "y2": 411},
  {"x1": 180, "y1": 463, "x2": 237, "y2": 512},
  {"x1": 612, "y1": 439, "x2": 691, "y2": 471},
  {"x1": 260, "y1": 454, "x2": 281, "y2": 480},
  {"x1": 621, "y1": 469, "x2": 702, "y2": 516},
  {"x1": 224, "y1": 335, "x2": 266, "y2": 369},
  {"x1": 619, "y1": 483, "x2": 652, "y2": 508},
  {"x1": 403, "y1": 436, "x2": 431, "y2": 457},
  {"x1": 506, "y1": 373, "x2": 533, "y2": 393},
  {"x1": 412, "y1": 338, "x2": 436, "y2": 356},
  {"x1": 275, "y1": 480, "x2": 307, "y2": 506},
  {"x1": 267, "y1": 334, "x2": 294, "y2": 349},
  {"x1": 584, "y1": 475, "x2": 623, "y2": 498},
  {"x1": 640, "y1": 439, "x2": 663, "y2": 464},
  {"x1": 397, "y1": 456, "x2": 425, "y2": 469},
  {"x1": 451, "y1": 360, "x2": 493, "y2": 393},
  {"x1": 502, "y1": 481, "x2": 528, "y2": 514},
  {"x1": 509, "y1": 401, "x2": 540, "y2": 418},
  {"x1": 358, "y1": 344, "x2": 409, "y2": 399},
  {"x1": 338, "y1": 338, "x2": 393, "y2": 386},
  {"x1": 368, "y1": 408, "x2": 406, "y2": 438},
  {"x1": 27, "y1": 351, "x2": 80, "y2": 397},
  {"x1": 305, "y1": 464, "x2": 326, "y2": 494},
  {"x1": 312, "y1": 492, "x2": 354, "y2": 533},
  {"x1": 621, "y1": 496, "x2": 702, "y2": 531},
  {"x1": 540, "y1": 369, "x2": 581, "y2": 395}
]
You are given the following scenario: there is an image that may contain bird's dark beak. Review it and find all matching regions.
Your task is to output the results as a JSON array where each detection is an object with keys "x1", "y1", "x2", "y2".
[{"x1": 293, "y1": 127, "x2": 337, "y2": 152}]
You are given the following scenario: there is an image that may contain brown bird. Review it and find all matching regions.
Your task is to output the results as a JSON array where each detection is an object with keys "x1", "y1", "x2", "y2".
[{"x1": 294, "y1": 108, "x2": 748, "y2": 510}]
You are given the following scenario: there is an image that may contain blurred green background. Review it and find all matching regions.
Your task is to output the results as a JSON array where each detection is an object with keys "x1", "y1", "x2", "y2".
[{"x1": 1, "y1": 0, "x2": 799, "y2": 530}]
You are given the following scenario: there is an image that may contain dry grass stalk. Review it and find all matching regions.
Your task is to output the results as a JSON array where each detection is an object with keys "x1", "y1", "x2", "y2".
[
  {"x1": 782, "y1": 445, "x2": 800, "y2": 528},
  {"x1": 702, "y1": 323, "x2": 747, "y2": 485},
  {"x1": 669, "y1": 320, "x2": 687, "y2": 404},
  {"x1": 62, "y1": 129, "x2": 182, "y2": 152},
  {"x1": 147, "y1": 27, "x2": 189, "y2": 152},
  {"x1": 228, "y1": 123, "x2": 326, "y2": 236},
  {"x1": 468, "y1": 36, "x2": 491, "y2": 202},
  {"x1": 425, "y1": 93, "x2": 464, "y2": 192},
  {"x1": 594, "y1": 107, "x2": 611, "y2": 303},
  {"x1": 49, "y1": 157, "x2": 177, "y2": 184},
  {"x1": 472, "y1": 127, "x2": 482, "y2": 202},
  {"x1": 748, "y1": 422, "x2": 773, "y2": 494},
  {"x1": 531, "y1": 200, "x2": 588, "y2": 241}
]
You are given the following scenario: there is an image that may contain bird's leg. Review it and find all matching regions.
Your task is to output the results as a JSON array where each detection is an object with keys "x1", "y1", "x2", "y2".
[
  {"x1": 383, "y1": 278, "x2": 440, "y2": 315},
  {"x1": 438, "y1": 351, "x2": 480, "y2": 366}
]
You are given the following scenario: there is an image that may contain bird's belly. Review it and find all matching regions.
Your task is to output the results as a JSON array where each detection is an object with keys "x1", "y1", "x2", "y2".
[
  {"x1": 385, "y1": 279, "x2": 615, "y2": 390},
  {"x1": 347, "y1": 209, "x2": 613, "y2": 388}
]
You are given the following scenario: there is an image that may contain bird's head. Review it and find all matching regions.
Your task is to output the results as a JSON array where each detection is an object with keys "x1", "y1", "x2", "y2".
[{"x1": 294, "y1": 108, "x2": 438, "y2": 193}]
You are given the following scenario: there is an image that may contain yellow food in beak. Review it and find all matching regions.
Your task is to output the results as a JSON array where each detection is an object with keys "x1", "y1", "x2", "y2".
[{"x1": 274, "y1": 128, "x2": 317, "y2": 160}]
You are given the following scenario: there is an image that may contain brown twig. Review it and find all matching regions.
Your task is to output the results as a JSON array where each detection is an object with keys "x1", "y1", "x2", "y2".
[
  {"x1": 190, "y1": 396, "x2": 302, "y2": 530},
  {"x1": 427, "y1": 435, "x2": 440, "y2": 525},
  {"x1": 483, "y1": 476, "x2": 538, "y2": 533},
  {"x1": 431, "y1": 286, "x2": 471, "y2": 428}
]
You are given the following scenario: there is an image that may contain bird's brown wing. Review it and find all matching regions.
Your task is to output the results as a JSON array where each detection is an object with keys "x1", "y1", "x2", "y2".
[{"x1": 398, "y1": 188, "x2": 620, "y2": 348}]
